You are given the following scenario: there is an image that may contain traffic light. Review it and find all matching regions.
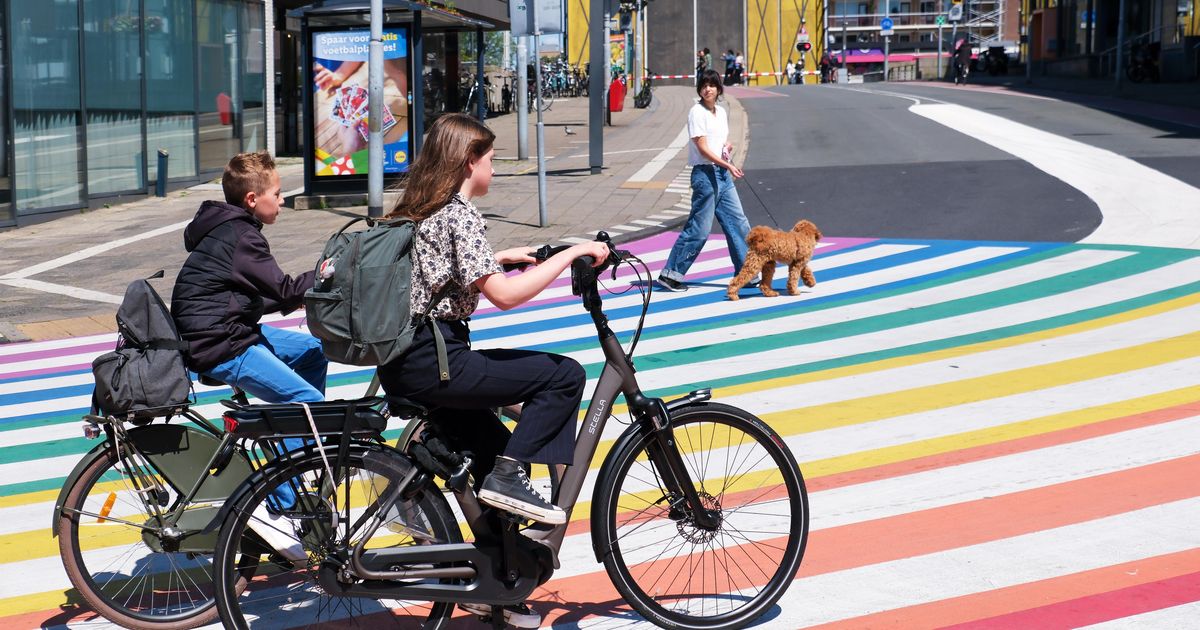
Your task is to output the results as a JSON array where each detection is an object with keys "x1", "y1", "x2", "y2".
[{"x1": 796, "y1": 41, "x2": 812, "y2": 53}]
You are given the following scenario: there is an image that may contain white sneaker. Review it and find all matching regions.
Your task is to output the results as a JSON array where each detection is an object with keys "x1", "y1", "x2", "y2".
[
  {"x1": 248, "y1": 503, "x2": 307, "y2": 563},
  {"x1": 459, "y1": 602, "x2": 541, "y2": 628}
]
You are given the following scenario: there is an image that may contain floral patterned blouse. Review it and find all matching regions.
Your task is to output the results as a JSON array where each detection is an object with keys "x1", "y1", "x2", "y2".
[{"x1": 410, "y1": 193, "x2": 502, "y2": 321}]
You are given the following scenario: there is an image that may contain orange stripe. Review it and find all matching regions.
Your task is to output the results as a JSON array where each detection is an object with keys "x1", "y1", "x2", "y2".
[
  {"x1": 536, "y1": 453, "x2": 1200, "y2": 626},
  {"x1": 807, "y1": 400, "x2": 1200, "y2": 493},
  {"x1": 813, "y1": 549, "x2": 1200, "y2": 629}
]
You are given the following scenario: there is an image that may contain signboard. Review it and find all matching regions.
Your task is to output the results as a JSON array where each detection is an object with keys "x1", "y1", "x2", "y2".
[
  {"x1": 310, "y1": 27, "x2": 410, "y2": 178},
  {"x1": 936, "y1": 15, "x2": 946, "y2": 25},
  {"x1": 609, "y1": 33, "x2": 626, "y2": 75},
  {"x1": 510, "y1": 0, "x2": 564, "y2": 36},
  {"x1": 948, "y1": 5, "x2": 964, "y2": 21},
  {"x1": 880, "y1": 17, "x2": 894, "y2": 37}
]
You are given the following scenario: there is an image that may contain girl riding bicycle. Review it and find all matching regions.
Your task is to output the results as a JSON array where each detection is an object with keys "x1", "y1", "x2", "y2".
[{"x1": 376, "y1": 112, "x2": 607, "y2": 624}]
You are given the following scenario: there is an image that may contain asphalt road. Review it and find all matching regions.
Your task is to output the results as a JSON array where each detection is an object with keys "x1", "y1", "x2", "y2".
[{"x1": 733, "y1": 81, "x2": 1200, "y2": 242}]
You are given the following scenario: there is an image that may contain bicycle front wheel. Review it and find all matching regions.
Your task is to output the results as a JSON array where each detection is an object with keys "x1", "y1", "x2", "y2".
[
  {"x1": 212, "y1": 445, "x2": 461, "y2": 629},
  {"x1": 57, "y1": 446, "x2": 252, "y2": 629},
  {"x1": 595, "y1": 402, "x2": 808, "y2": 630}
]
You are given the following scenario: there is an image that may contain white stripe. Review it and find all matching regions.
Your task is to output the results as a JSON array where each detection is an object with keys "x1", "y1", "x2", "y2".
[
  {"x1": 0, "y1": 278, "x2": 123, "y2": 304},
  {"x1": 632, "y1": 219, "x2": 664, "y2": 226},
  {"x1": 911, "y1": 103, "x2": 1200, "y2": 249},
  {"x1": 560, "y1": 236, "x2": 590, "y2": 244},
  {"x1": 610, "y1": 225, "x2": 641, "y2": 232},
  {"x1": 625, "y1": 126, "x2": 690, "y2": 183},
  {"x1": 0, "y1": 219, "x2": 191, "y2": 280}
]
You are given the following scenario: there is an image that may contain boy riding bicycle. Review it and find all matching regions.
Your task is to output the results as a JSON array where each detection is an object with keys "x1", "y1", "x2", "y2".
[{"x1": 171, "y1": 150, "x2": 325, "y2": 560}]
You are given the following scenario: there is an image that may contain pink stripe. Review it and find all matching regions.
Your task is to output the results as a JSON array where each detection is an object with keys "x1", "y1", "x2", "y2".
[
  {"x1": 944, "y1": 571, "x2": 1200, "y2": 629},
  {"x1": 0, "y1": 341, "x2": 116, "y2": 366},
  {"x1": 0, "y1": 362, "x2": 93, "y2": 380}
]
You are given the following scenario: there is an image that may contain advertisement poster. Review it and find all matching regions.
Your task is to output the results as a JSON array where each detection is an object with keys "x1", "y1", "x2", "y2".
[
  {"x1": 609, "y1": 33, "x2": 626, "y2": 76},
  {"x1": 311, "y1": 28, "x2": 410, "y2": 177}
]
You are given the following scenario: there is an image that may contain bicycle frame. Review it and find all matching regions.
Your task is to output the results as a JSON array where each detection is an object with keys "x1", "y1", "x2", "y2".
[{"x1": 315, "y1": 258, "x2": 720, "y2": 606}]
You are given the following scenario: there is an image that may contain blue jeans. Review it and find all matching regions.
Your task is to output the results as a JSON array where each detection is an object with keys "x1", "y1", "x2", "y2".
[
  {"x1": 661, "y1": 164, "x2": 751, "y2": 282},
  {"x1": 204, "y1": 325, "x2": 327, "y2": 509}
]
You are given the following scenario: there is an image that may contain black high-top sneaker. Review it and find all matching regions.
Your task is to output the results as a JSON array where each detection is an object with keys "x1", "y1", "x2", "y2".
[{"x1": 478, "y1": 456, "x2": 567, "y2": 525}]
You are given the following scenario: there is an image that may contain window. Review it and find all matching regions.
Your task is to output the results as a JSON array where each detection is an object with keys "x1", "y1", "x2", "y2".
[
  {"x1": 241, "y1": 2, "x2": 265, "y2": 152},
  {"x1": 11, "y1": 1, "x2": 86, "y2": 212},
  {"x1": 146, "y1": 0, "x2": 197, "y2": 181},
  {"x1": 197, "y1": 0, "x2": 239, "y2": 172},
  {"x1": 83, "y1": 0, "x2": 146, "y2": 195},
  {"x1": 0, "y1": 1, "x2": 11, "y2": 225}
]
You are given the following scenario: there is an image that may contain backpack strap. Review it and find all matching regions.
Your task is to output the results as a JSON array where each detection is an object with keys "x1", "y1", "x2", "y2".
[{"x1": 421, "y1": 283, "x2": 455, "y2": 382}]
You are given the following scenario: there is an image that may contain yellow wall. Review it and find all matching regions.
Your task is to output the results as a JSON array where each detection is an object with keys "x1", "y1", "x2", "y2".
[
  {"x1": 746, "y1": 0, "x2": 824, "y2": 85},
  {"x1": 566, "y1": 0, "x2": 591, "y2": 67}
]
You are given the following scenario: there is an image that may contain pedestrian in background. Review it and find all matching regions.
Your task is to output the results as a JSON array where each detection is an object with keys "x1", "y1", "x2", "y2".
[
  {"x1": 703, "y1": 47, "x2": 713, "y2": 72},
  {"x1": 657, "y1": 69, "x2": 751, "y2": 293},
  {"x1": 722, "y1": 49, "x2": 736, "y2": 85},
  {"x1": 735, "y1": 51, "x2": 746, "y2": 84},
  {"x1": 820, "y1": 51, "x2": 832, "y2": 83},
  {"x1": 785, "y1": 59, "x2": 796, "y2": 84},
  {"x1": 695, "y1": 49, "x2": 705, "y2": 85}
]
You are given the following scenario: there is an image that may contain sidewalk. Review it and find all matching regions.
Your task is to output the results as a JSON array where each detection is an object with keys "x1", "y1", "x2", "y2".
[
  {"x1": 959, "y1": 71, "x2": 1200, "y2": 126},
  {"x1": 0, "y1": 86, "x2": 743, "y2": 343}
]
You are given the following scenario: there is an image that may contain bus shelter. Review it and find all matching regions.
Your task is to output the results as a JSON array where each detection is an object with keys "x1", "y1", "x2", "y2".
[{"x1": 290, "y1": 0, "x2": 494, "y2": 196}]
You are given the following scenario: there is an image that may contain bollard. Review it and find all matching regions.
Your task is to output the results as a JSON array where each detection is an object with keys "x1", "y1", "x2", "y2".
[{"x1": 155, "y1": 149, "x2": 169, "y2": 197}]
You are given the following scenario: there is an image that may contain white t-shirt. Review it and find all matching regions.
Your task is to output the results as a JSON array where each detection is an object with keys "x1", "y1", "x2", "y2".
[{"x1": 686, "y1": 102, "x2": 729, "y2": 166}]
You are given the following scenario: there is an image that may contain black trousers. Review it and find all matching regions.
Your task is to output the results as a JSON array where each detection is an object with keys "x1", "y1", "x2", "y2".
[{"x1": 378, "y1": 319, "x2": 585, "y2": 473}]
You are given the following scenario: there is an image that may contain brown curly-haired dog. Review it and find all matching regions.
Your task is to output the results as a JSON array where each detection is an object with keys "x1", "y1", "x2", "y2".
[{"x1": 727, "y1": 220, "x2": 822, "y2": 301}]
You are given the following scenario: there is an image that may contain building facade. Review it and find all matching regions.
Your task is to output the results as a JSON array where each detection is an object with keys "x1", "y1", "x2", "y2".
[
  {"x1": 1, "y1": 0, "x2": 269, "y2": 228},
  {"x1": 0, "y1": 0, "x2": 511, "y2": 229}
]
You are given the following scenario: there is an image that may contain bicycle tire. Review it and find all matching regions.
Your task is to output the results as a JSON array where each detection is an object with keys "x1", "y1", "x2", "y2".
[
  {"x1": 594, "y1": 402, "x2": 808, "y2": 630},
  {"x1": 213, "y1": 444, "x2": 461, "y2": 629},
  {"x1": 57, "y1": 446, "x2": 254, "y2": 630}
]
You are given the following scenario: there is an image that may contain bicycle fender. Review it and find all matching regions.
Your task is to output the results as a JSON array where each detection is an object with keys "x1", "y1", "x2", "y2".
[{"x1": 51, "y1": 441, "x2": 113, "y2": 536}]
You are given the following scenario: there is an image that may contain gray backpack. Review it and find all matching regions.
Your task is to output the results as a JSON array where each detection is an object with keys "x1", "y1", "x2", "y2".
[
  {"x1": 92, "y1": 273, "x2": 194, "y2": 420},
  {"x1": 305, "y1": 217, "x2": 450, "y2": 378}
]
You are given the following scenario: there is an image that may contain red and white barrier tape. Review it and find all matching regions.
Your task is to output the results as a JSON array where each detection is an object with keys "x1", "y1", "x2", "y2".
[{"x1": 645, "y1": 70, "x2": 822, "y2": 80}]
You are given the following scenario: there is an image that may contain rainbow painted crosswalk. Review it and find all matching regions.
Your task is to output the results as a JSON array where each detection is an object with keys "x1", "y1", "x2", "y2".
[{"x1": 2, "y1": 232, "x2": 1198, "y2": 628}]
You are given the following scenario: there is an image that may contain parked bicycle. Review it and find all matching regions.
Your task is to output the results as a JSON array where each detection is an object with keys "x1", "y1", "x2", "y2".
[
  {"x1": 1126, "y1": 41, "x2": 1161, "y2": 83},
  {"x1": 634, "y1": 71, "x2": 654, "y2": 109},
  {"x1": 211, "y1": 232, "x2": 810, "y2": 628}
]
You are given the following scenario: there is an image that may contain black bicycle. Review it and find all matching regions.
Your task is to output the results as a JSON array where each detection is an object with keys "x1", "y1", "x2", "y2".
[
  {"x1": 634, "y1": 72, "x2": 654, "y2": 109},
  {"x1": 211, "y1": 233, "x2": 809, "y2": 629}
]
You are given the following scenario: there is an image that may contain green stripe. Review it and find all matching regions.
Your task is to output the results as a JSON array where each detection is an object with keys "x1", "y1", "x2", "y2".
[{"x1": 637, "y1": 280, "x2": 1200, "y2": 399}]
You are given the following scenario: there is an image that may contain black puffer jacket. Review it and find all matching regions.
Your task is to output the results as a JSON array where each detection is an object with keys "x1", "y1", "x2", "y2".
[{"x1": 171, "y1": 201, "x2": 314, "y2": 372}]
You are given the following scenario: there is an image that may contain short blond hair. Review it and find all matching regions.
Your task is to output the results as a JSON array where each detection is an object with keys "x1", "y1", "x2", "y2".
[{"x1": 222, "y1": 151, "x2": 276, "y2": 207}]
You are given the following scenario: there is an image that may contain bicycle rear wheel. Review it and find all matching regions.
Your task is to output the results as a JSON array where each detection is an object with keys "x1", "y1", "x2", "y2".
[
  {"x1": 212, "y1": 444, "x2": 461, "y2": 629},
  {"x1": 595, "y1": 402, "x2": 808, "y2": 630},
  {"x1": 57, "y1": 446, "x2": 253, "y2": 629}
]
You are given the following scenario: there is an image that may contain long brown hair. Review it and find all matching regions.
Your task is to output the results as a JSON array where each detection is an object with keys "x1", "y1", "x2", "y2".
[{"x1": 387, "y1": 114, "x2": 495, "y2": 221}]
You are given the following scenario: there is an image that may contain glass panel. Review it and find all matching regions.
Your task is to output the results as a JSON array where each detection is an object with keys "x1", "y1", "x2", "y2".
[
  {"x1": 0, "y1": 1, "x2": 12, "y2": 224},
  {"x1": 146, "y1": 0, "x2": 197, "y2": 180},
  {"x1": 83, "y1": 0, "x2": 145, "y2": 195},
  {"x1": 11, "y1": 0, "x2": 85, "y2": 212},
  {"x1": 241, "y1": 2, "x2": 265, "y2": 153},
  {"x1": 197, "y1": 0, "x2": 238, "y2": 172}
]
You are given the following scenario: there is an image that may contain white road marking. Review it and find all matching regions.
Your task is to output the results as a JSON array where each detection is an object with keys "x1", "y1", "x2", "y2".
[
  {"x1": 911, "y1": 103, "x2": 1200, "y2": 249},
  {"x1": 625, "y1": 126, "x2": 690, "y2": 183},
  {"x1": 0, "y1": 219, "x2": 191, "y2": 281}
]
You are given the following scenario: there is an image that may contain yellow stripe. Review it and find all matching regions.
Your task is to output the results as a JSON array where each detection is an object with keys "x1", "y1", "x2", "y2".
[{"x1": 801, "y1": 385, "x2": 1200, "y2": 479}]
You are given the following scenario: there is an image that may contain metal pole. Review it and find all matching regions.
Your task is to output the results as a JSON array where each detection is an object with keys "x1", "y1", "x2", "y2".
[
  {"x1": 265, "y1": 0, "x2": 275, "y2": 155},
  {"x1": 604, "y1": 9, "x2": 612, "y2": 126},
  {"x1": 589, "y1": 0, "x2": 604, "y2": 173},
  {"x1": 778, "y1": 0, "x2": 783, "y2": 85},
  {"x1": 517, "y1": 36, "x2": 528, "y2": 160},
  {"x1": 413, "y1": 11, "x2": 424, "y2": 155},
  {"x1": 476, "y1": 28, "x2": 486, "y2": 121},
  {"x1": 842, "y1": 19, "x2": 847, "y2": 72},
  {"x1": 938, "y1": 22, "x2": 944, "y2": 78},
  {"x1": 1024, "y1": 3, "x2": 1032, "y2": 83},
  {"x1": 367, "y1": 0, "x2": 384, "y2": 218},
  {"x1": 693, "y1": 0, "x2": 697, "y2": 76},
  {"x1": 1114, "y1": 0, "x2": 1127, "y2": 91},
  {"x1": 883, "y1": 1, "x2": 889, "y2": 81},
  {"x1": 532, "y1": 3, "x2": 548, "y2": 227}
]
